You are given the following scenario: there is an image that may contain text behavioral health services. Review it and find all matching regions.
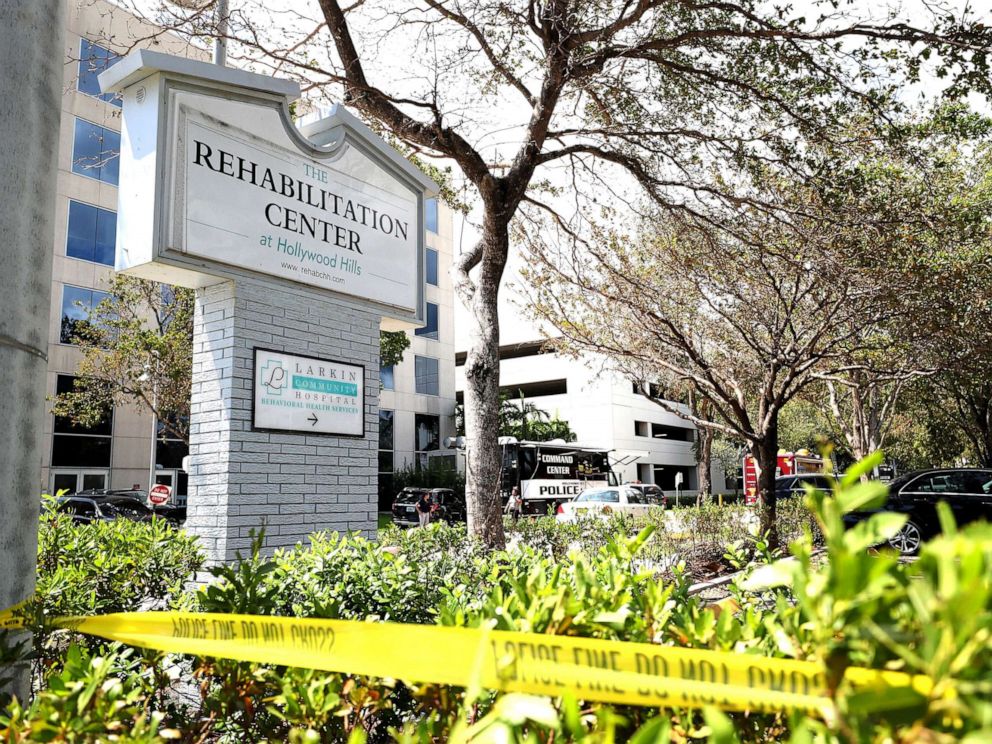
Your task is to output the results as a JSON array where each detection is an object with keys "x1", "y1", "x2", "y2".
[{"x1": 192, "y1": 140, "x2": 410, "y2": 255}]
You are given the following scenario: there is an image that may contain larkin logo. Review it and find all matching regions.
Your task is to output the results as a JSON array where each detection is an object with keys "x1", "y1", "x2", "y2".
[{"x1": 261, "y1": 360, "x2": 287, "y2": 395}]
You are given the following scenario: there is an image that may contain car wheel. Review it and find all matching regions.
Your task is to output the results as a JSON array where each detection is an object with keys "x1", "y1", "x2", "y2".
[{"x1": 888, "y1": 519, "x2": 923, "y2": 555}]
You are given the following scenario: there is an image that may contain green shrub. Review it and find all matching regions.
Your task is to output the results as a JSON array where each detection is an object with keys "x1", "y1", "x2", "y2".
[
  {"x1": 22, "y1": 500, "x2": 203, "y2": 691},
  {"x1": 0, "y1": 645, "x2": 168, "y2": 743},
  {"x1": 6, "y1": 459, "x2": 992, "y2": 742},
  {"x1": 35, "y1": 501, "x2": 203, "y2": 618}
]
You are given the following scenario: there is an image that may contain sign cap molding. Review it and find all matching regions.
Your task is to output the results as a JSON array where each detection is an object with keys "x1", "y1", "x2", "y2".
[{"x1": 99, "y1": 48, "x2": 301, "y2": 101}]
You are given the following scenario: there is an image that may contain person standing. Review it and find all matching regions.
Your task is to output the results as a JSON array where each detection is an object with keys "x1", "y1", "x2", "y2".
[
  {"x1": 507, "y1": 486, "x2": 523, "y2": 525},
  {"x1": 416, "y1": 490, "x2": 432, "y2": 528}
]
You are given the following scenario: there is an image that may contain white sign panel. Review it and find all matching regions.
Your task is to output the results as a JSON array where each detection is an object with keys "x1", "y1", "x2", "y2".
[
  {"x1": 253, "y1": 349, "x2": 364, "y2": 436},
  {"x1": 183, "y1": 116, "x2": 419, "y2": 312},
  {"x1": 522, "y1": 479, "x2": 609, "y2": 500}
]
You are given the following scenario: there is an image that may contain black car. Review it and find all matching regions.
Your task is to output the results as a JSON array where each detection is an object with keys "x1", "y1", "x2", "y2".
[
  {"x1": 391, "y1": 487, "x2": 465, "y2": 527},
  {"x1": 76, "y1": 489, "x2": 186, "y2": 526},
  {"x1": 844, "y1": 468, "x2": 992, "y2": 554},
  {"x1": 775, "y1": 473, "x2": 834, "y2": 499},
  {"x1": 51, "y1": 496, "x2": 115, "y2": 524}
]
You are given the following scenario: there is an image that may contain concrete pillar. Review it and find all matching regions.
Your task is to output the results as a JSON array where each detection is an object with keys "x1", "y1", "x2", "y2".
[
  {"x1": 185, "y1": 275, "x2": 380, "y2": 564},
  {"x1": 0, "y1": 0, "x2": 65, "y2": 699}
]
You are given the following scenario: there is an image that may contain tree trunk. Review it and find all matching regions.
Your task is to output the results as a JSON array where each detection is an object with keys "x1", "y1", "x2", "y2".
[
  {"x1": 696, "y1": 428, "x2": 713, "y2": 506},
  {"x1": 968, "y1": 386, "x2": 992, "y2": 468},
  {"x1": 460, "y1": 218, "x2": 510, "y2": 549},
  {"x1": 753, "y1": 425, "x2": 780, "y2": 549}
]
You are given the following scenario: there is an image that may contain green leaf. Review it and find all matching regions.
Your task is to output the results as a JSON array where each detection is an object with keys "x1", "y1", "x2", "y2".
[
  {"x1": 593, "y1": 607, "x2": 631, "y2": 628},
  {"x1": 845, "y1": 512, "x2": 908, "y2": 552},
  {"x1": 702, "y1": 707, "x2": 741, "y2": 743},
  {"x1": 936, "y1": 500, "x2": 958, "y2": 537},
  {"x1": 841, "y1": 452, "x2": 884, "y2": 487},
  {"x1": 741, "y1": 560, "x2": 795, "y2": 591},
  {"x1": 835, "y1": 480, "x2": 889, "y2": 515},
  {"x1": 628, "y1": 716, "x2": 671, "y2": 744}
]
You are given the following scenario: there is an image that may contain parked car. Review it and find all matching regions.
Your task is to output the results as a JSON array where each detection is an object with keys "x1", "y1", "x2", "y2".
[
  {"x1": 391, "y1": 488, "x2": 465, "y2": 527},
  {"x1": 625, "y1": 483, "x2": 667, "y2": 509},
  {"x1": 151, "y1": 504, "x2": 187, "y2": 526},
  {"x1": 843, "y1": 468, "x2": 992, "y2": 554},
  {"x1": 70, "y1": 489, "x2": 185, "y2": 525},
  {"x1": 98, "y1": 497, "x2": 155, "y2": 522},
  {"x1": 51, "y1": 496, "x2": 115, "y2": 524},
  {"x1": 556, "y1": 485, "x2": 663, "y2": 521},
  {"x1": 775, "y1": 473, "x2": 834, "y2": 499}
]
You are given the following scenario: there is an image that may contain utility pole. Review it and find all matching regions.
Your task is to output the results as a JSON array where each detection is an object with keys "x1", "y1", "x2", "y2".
[{"x1": 0, "y1": 0, "x2": 65, "y2": 700}]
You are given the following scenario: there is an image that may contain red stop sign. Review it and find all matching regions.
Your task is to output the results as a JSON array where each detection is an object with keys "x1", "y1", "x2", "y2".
[{"x1": 149, "y1": 484, "x2": 172, "y2": 506}]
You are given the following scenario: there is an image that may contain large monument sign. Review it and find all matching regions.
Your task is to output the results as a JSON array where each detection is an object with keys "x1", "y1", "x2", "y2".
[{"x1": 100, "y1": 51, "x2": 436, "y2": 562}]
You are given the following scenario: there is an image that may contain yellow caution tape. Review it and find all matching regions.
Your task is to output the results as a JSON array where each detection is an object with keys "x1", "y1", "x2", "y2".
[
  {"x1": 0, "y1": 608, "x2": 932, "y2": 716},
  {"x1": 0, "y1": 602, "x2": 26, "y2": 630}
]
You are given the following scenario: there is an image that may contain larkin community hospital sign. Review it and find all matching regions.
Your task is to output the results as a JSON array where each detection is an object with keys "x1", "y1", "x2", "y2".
[
  {"x1": 99, "y1": 51, "x2": 437, "y2": 558},
  {"x1": 254, "y1": 349, "x2": 364, "y2": 437}
]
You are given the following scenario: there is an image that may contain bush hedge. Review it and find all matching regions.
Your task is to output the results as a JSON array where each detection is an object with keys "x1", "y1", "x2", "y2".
[{"x1": 3, "y1": 464, "x2": 991, "y2": 742}]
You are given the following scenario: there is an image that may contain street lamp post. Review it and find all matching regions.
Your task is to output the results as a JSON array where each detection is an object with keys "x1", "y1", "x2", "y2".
[
  {"x1": 139, "y1": 351, "x2": 161, "y2": 496},
  {"x1": 213, "y1": 0, "x2": 229, "y2": 66}
]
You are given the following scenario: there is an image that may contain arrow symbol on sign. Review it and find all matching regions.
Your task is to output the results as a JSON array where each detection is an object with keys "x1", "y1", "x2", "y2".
[{"x1": 307, "y1": 412, "x2": 319, "y2": 426}]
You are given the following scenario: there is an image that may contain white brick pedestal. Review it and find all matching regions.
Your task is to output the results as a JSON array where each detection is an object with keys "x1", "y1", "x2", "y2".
[{"x1": 185, "y1": 275, "x2": 379, "y2": 563}]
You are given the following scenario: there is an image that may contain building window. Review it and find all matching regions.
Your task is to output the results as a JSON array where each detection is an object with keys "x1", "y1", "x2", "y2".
[
  {"x1": 51, "y1": 471, "x2": 107, "y2": 495},
  {"x1": 77, "y1": 39, "x2": 121, "y2": 106},
  {"x1": 52, "y1": 375, "x2": 112, "y2": 468},
  {"x1": 60, "y1": 284, "x2": 111, "y2": 344},
  {"x1": 154, "y1": 417, "x2": 189, "y2": 504},
  {"x1": 377, "y1": 409, "x2": 395, "y2": 510},
  {"x1": 425, "y1": 197, "x2": 439, "y2": 234},
  {"x1": 156, "y1": 436, "x2": 188, "y2": 471},
  {"x1": 650, "y1": 423, "x2": 695, "y2": 442},
  {"x1": 379, "y1": 409, "x2": 394, "y2": 460},
  {"x1": 414, "y1": 413, "x2": 440, "y2": 470},
  {"x1": 72, "y1": 117, "x2": 120, "y2": 185},
  {"x1": 632, "y1": 381, "x2": 667, "y2": 399},
  {"x1": 66, "y1": 200, "x2": 116, "y2": 266},
  {"x1": 380, "y1": 365, "x2": 395, "y2": 390},
  {"x1": 415, "y1": 355, "x2": 439, "y2": 396},
  {"x1": 426, "y1": 248, "x2": 439, "y2": 286},
  {"x1": 634, "y1": 421, "x2": 649, "y2": 437},
  {"x1": 378, "y1": 409, "x2": 394, "y2": 485},
  {"x1": 415, "y1": 302, "x2": 439, "y2": 340}
]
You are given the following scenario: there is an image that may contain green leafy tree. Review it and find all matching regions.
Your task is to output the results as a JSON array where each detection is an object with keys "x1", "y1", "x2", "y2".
[
  {"x1": 807, "y1": 124, "x2": 992, "y2": 470},
  {"x1": 778, "y1": 398, "x2": 833, "y2": 455},
  {"x1": 51, "y1": 275, "x2": 193, "y2": 444},
  {"x1": 529, "y1": 113, "x2": 992, "y2": 545},
  {"x1": 379, "y1": 330, "x2": 410, "y2": 369},
  {"x1": 527, "y1": 414, "x2": 576, "y2": 443},
  {"x1": 457, "y1": 394, "x2": 576, "y2": 442}
]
